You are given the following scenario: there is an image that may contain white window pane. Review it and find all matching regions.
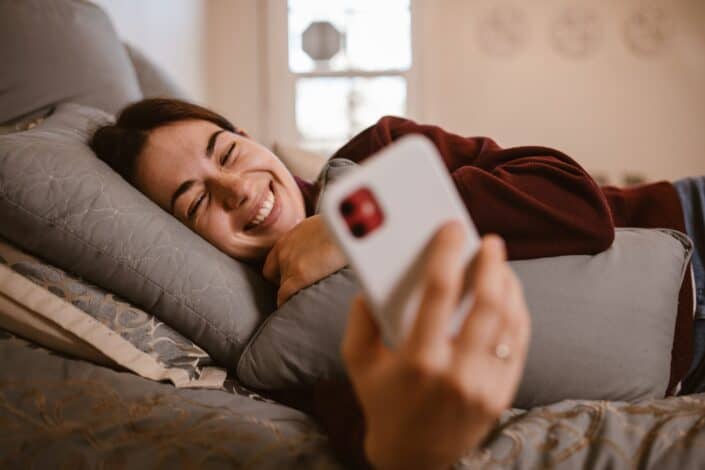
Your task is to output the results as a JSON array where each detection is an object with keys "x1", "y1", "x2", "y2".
[
  {"x1": 346, "y1": 9, "x2": 411, "y2": 70},
  {"x1": 345, "y1": 0, "x2": 410, "y2": 11},
  {"x1": 288, "y1": 0, "x2": 411, "y2": 72},
  {"x1": 289, "y1": 0, "x2": 343, "y2": 14},
  {"x1": 296, "y1": 78, "x2": 351, "y2": 142},
  {"x1": 350, "y1": 76, "x2": 407, "y2": 131},
  {"x1": 296, "y1": 76, "x2": 406, "y2": 147}
]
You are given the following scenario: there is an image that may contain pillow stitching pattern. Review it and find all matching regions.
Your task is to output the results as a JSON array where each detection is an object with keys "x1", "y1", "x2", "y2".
[{"x1": 0, "y1": 190, "x2": 242, "y2": 348}]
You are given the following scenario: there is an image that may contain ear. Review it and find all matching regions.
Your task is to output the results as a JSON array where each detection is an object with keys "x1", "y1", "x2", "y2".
[{"x1": 235, "y1": 127, "x2": 250, "y2": 138}]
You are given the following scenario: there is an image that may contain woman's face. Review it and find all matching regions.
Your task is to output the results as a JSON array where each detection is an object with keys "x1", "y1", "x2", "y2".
[{"x1": 134, "y1": 119, "x2": 306, "y2": 261}]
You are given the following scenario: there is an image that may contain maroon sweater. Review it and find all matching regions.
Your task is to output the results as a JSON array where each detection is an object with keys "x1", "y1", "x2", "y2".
[{"x1": 291, "y1": 116, "x2": 692, "y2": 466}]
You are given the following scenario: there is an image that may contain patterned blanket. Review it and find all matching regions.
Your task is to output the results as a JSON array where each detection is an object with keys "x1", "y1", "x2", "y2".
[{"x1": 2, "y1": 330, "x2": 705, "y2": 469}]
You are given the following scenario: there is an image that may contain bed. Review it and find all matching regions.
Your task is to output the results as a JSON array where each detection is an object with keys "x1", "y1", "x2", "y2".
[{"x1": 2, "y1": 1, "x2": 705, "y2": 468}]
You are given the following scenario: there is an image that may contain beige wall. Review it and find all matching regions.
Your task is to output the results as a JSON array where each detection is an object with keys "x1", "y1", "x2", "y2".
[
  {"x1": 415, "y1": 0, "x2": 705, "y2": 184},
  {"x1": 92, "y1": 0, "x2": 207, "y2": 102},
  {"x1": 203, "y1": 0, "x2": 266, "y2": 140},
  {"x1": 94, "y1": 0, "x2": 705, "y2": 183},
  {"x1": 93, "y1": 0, "x2": 266, "y2": 139}
]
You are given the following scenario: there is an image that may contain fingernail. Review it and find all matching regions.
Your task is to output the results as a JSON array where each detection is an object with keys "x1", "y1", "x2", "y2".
[
  {"x1": 485, "y1": 234, "x2": 506, "y2": 252},
  {"x1": 483, "y1": 233, "x2": 496, "y2": 243},
  {"x1": 444, "y1": 219, "x2": 464, "y2": 234}
]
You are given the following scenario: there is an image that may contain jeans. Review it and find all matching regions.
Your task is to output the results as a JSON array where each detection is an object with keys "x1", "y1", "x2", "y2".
[{"x1": 673, "y1": 177, "x2": 705, "y2": 393}]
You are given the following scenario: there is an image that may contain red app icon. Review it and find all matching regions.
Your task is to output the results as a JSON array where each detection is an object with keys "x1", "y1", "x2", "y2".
[{"x1": 339, "y1": 187, "x2": 385, "y2": 238}]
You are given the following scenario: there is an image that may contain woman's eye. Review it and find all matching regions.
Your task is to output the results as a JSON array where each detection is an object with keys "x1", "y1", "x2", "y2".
[
  {"x1": 188, "y1": 193, "x2": 206, "y2": 220},
  {"x1": 220, "y1": 142, "x2": 237, "y2": 166}
]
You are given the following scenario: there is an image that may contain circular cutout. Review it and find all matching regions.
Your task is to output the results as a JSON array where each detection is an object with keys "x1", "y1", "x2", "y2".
[
  {"x1": 623, "y1": 5, "x2": 673, "y2": 57},
  {"x1": 476, "y1": 4, "x2": 530, "y2": 58},
  {"x1": 551, "y1": 5, "x2": 603, "y2": 59}
]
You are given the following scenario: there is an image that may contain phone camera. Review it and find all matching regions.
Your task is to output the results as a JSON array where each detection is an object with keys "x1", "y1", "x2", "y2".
[
  {"x1": 340, "y1": 200, "x2": 355, "y2": 216},
  {"x1": 339, "y1": 187, "x2": 384, "y2": 239},
  {"x1": 351, "y1": 223, "x2": 367, "y2": 238}
]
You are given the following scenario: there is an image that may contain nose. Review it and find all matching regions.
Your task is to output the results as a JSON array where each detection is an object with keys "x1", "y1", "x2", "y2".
[{"x1": 208, "y1": 174, "x2": 249, "y2": 211}]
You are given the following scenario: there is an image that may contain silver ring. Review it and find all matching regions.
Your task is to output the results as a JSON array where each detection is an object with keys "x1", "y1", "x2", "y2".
[{"x1": 494, "y1": 343, "x2": 511, "y2": 360}]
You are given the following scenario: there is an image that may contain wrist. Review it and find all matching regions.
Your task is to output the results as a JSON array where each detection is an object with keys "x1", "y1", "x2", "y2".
[{"x1": 365, "y1": 436, "x2": 451, "y2": 470}]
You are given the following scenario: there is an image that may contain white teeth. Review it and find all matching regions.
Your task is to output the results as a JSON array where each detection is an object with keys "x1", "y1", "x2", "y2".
[{"x1": 250, "y1": 190, "x2": 275, "y2": 227}]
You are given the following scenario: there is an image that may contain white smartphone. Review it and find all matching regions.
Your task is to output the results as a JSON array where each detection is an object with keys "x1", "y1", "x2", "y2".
[{"x1": 319, "y1": 135, "x2": 480, "y2": 347}]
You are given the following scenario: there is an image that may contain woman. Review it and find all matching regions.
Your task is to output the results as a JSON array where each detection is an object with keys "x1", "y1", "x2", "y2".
[
  {"x1": 90, "y1": 98, "x2": 698, "y2": 465},
  {"x1": 90, "y1": 98, "x2": 616, "y2": 302}
]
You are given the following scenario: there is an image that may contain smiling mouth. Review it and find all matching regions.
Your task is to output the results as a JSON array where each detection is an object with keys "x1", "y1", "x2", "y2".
[{"x1": 244, "y1": 183, "x2": 276, "y2": 231}]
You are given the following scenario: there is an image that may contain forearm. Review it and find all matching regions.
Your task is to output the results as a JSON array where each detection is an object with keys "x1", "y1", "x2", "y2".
[
  {"x1": 365, "y1": 439, "x2": 459, "y2": 470},
  {"x1": 452, "y1": 156, "x2": 614, "y2": 259}
]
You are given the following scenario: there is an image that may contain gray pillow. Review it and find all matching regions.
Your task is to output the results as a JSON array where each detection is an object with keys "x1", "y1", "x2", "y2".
[
  {"x1": 0, "y1": 103, "x2": 276, "y2": 367},
  {"x1": 0, "y1": 0, "x2": 142, "y2": 123},
  {"x1": 237, "y1": 228, "x2": 693, "y2": 408}
]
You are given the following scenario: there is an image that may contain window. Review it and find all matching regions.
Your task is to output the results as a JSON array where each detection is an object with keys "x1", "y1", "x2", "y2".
[{"x1": 268, "y1": 0, "x2": 414, "y2": 153}]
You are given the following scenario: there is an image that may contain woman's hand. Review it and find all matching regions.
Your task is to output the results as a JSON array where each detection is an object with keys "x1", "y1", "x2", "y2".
[
  {"x1": 263, "y1": 214, "x2": 347, "y2": 306},
  {"x1": 342, "y1": 222, "x2": 531, "y2": 470}
]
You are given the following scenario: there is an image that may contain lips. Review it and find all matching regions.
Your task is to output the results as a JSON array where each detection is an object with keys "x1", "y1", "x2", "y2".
[
  {"x1": 250, "y1": 189, "x2": 275, "y2": 226},
  {"x1": 244, "y1": 182, "x2": 280, "y2": 232}
]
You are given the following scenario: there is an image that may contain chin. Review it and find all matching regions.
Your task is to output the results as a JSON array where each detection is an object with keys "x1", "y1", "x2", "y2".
[{"x1": 229, "y1": 245, "x2": 270, "y2": 264}]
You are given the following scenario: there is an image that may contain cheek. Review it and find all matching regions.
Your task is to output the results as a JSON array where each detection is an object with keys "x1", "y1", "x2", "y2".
[{"x1": 196, "y1": 211, "x2": 231, "y2": 249}]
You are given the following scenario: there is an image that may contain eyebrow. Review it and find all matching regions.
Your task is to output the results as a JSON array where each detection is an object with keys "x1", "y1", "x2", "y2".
[
  {"x1": 169, "y1": 129, "x2": 225, "y2": 214},
  {"x1": 170, "y1": 179, "x2": 195, "y2": 215},
  {"x1": 206, "y1": 129, "x2": 225, "y2": 158}
]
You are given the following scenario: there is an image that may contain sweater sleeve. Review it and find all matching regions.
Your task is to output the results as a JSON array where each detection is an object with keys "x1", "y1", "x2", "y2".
[{"x1": 331, "y1": 116, "x2": 615, "y2": 260}]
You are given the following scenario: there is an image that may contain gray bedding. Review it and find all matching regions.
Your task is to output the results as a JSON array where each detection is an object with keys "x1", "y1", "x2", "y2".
[
  {"x1": 2, "y1": 3, "x2": 704, "y2": 466},
  {"x1": 3, "y1": 329, "x2": 705, "y2": 469},
  {"x1": 0, "y1": 330, "x2": 340, "y2": 469}
]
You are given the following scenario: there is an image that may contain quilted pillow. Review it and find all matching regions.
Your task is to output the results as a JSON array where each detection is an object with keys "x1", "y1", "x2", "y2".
[
  {"x1": 0, "y1": 236, "x2": 226, "y2": 388},
  {"x1": 0, "y1": 103, "x2": 276, "y2": 367},
  {"x1": 237, "y1": 228, "x2": 693, "y2": 408},
  {"x1": 0, "y1": 0, "x2": 142, "y2": 123}
]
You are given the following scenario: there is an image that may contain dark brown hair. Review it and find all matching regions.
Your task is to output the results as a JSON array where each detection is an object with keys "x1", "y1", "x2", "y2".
[{"x1": 89, "y1": 98, "x2": 237, "y2": 184}]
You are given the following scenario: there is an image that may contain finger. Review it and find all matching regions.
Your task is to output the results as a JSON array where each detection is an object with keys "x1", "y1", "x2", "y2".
[
  {"x1": 262, "y1": 245, "x2": 281, "y2": 284},
  {"x1": 483, "y1": 268, "x2": 530, "y2": 365},
  {"x1": 454, "y1": 236, "x2": 507, "y2": 351},
  {"x1": 466, "y1": 234, "x2": 506, "y2": 290},
  {"x1": 504, "y1": 269, "x2": 531, "y2": 343},
  {"x1": 451, "y1": 315, "x2": 515, "y2": 415},
  {"x1": 471, "y1": 269, "x2": 530, "y2": 406},
  {"x1": 405, "y1": 220, "x2": 467, "y2": 353},
  {"x1": 496, "y1": 269, "x2": 531, "y2": 362},
  {"x1": 453, "y1": 288, "x2": 504, "y2": 361},
  {"x1": 342, "y1": 295, "x2": 385, "y2": 373},
  {"x1": 451, "y1": 258, "x2": 529, "y2": 413}
]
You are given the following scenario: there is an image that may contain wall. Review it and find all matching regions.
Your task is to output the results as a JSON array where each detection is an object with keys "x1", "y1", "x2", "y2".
[
  {"x1": 203, "y1": 0, "x2": 266, "y2": 140},
  {"x1": 415, "y1": 0, "x2": 705, "y2": 183},
  {"x1": 92, "y1": 0, "x2": 705, "y2": 182},
  {"x1": 90, "y1": 0, "x2": 206, "y2": 103},
  {"x1": 92, "y1": 0, "x2": 266, "y2": 139}
]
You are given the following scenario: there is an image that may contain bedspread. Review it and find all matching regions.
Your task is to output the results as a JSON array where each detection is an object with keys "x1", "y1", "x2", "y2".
[{"x1": 2, "y1": 330, "x2": 705, "y2": 469}]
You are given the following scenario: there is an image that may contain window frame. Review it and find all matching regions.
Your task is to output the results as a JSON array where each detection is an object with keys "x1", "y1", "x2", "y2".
[{"x1": 262, "y1": 0, "x2": 423, "y2": 150}]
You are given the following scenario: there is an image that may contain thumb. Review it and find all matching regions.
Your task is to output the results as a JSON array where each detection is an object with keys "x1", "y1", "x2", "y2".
[{"x1": 262, "y1": 245, "x2": 281, "y2": 284}]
